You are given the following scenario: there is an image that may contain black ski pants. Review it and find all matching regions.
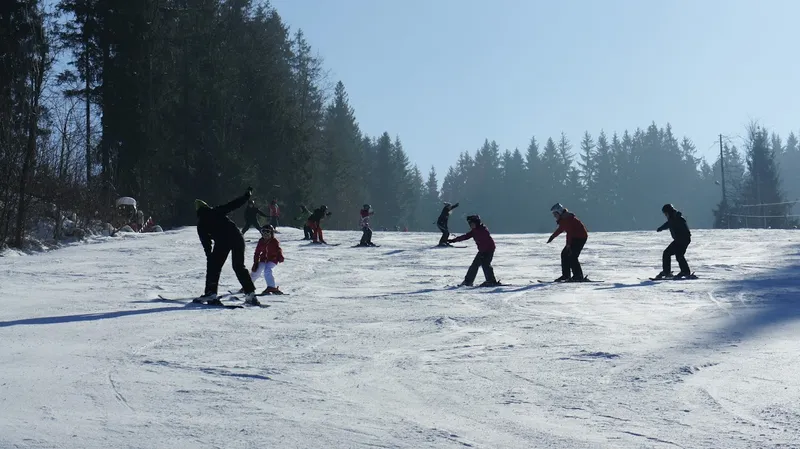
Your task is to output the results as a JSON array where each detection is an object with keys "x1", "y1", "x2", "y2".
[
  {"x1": 663, "y1": 238, "x2": 691, "y2": 274},
  {"x1": 241, "y1": 219, "x2": 261, "y2": 235},
  {"x1": 303, "y1": 224, "x2": 312, "y2": 240},
  {"x1": 437, "y1": 222, "x2": 450, "y2": 246},
  {"x1": 205, "y1": 233, "x2": 255, "y2": 295},
  {"x1": 464, "y1": 250, "x2": 497, "y2": 285},
  {"x1": 561, "y1": 238, "x2": 587, "y2": 280},
  {"x1": 360, "y1": 227, "x2": 373, "y2": 245}
]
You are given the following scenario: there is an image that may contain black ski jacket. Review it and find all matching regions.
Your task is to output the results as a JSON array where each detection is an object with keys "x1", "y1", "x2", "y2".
[
  {"x1": 197, "y1": 192, "x2": 250, "y2": 255},
  {"x1": 244, "y1": 204, "x2": 268, "y2": 223},
  {"x1": 437, "y1": 203, "x2": 459, "y2": 226},
  {"x1": 309, "y1": 207, "x2": 332, "y2": 223},
  {"x1": 658, "y1": 211, "x2": 691, "y2": 241}
]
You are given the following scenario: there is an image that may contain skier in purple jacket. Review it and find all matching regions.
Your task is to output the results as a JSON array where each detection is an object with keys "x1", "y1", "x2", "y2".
[{"x1": 449, "y1": 214, "x2": 500, "y2": 287}]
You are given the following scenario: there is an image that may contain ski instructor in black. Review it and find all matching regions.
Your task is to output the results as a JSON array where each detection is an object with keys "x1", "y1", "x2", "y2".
[
  {"x1": 437, "y1": 202, "x2": 459, "y2": 246},
  {"x1": 195, "y1": 187, "x2": 258, "y2": 305},
  {"x1": 655, "y1": 203, "x2": 692, "y2": 279}
]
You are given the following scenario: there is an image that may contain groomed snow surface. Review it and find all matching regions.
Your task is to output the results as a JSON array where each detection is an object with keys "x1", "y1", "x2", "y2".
[{"x1": 1, "y1": 227, "x2": 799, "y2": 449}]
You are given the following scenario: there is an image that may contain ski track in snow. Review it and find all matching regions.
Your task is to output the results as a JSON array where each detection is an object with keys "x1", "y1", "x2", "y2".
[{"x1": 1, "y1": 227, "x2": 800, "y2": 448}]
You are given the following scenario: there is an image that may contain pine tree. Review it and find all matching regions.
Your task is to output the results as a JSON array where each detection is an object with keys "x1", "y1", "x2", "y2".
[
  {"x1": 592, "y1": 131, "x2": 617, "y2": 229},
  {"x1": 739, "y1": 124, "x2": 790, "y2": 228},
  {"x1": 320, "y1": 81, "x2": 363, "y2": 228},
  {"x1": 422, "y1": 166, "x2": 440, "y2": 230},
  {"x1": 578, "y1": 131, "x2": 595, "y2": 220},
  {"x1": 778, "y1": 131, "x2": 800, "y2": 218}
]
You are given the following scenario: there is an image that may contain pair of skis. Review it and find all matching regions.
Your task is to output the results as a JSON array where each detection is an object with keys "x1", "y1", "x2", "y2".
[
  {"x1": 647, "y1": 273, "x2": 698, "y2": 281},
  {"x1": 158, "y1": 289, "x2": 287, "y2": 309},
  {"x1": 158, "y1": 293, "x2": 248, "y2": 309},
  {"x1": 534, "y1": 278, "x2": 604, "y2": 284}
]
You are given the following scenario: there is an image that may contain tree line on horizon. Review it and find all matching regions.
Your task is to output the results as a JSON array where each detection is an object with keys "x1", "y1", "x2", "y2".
[{"x1": 1, "y1": 0, "x2": 797, "y2": 248}]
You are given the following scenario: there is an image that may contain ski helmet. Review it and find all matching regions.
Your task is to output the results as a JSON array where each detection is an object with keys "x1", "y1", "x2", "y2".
[
  {"x1": 550, "y1": 203, "x2": 566, "y2": 215},
  {"x1": 443, "y1": 202, "x2": 452, "y2": 207},
  {"x1": 363, "y1": 204, "x2": 371, "y2": 210},
  {"x1": 466, "y1": 214, "x2": 481, "y2": 225},
  {"x1": 260, "y1": 224, "x2": 275, "y2": 234},
  {"x1": 195, "y1": 199, "x2": 209, "y2": 211},
  {"x1": 320, "y1": 205, "x2": 328, "y2": 211},
  {"x1": 662, "y1": 203, "x2": 676, "y2": 214}
]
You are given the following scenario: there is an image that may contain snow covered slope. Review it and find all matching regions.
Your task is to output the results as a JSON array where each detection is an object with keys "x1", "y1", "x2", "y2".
[{"x1": 1, "y1": 227, "x2": 799, "y2": 448}]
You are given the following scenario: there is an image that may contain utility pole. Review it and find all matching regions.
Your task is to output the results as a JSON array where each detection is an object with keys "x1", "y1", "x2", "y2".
[{"x1": 719, "y1": 134, "x2": 728, "y2": 227}]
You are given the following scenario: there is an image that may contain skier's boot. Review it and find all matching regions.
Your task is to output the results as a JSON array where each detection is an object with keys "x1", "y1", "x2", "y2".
[
  {"x1": 194, "y1": 292, "x2": 217, "y2": 303},
  {"x1": 266, "y1": 286, "x2": 283, "y2": 295},
  {"x1": 368, "y1": 242, "x2": 377, "y2": 247},
  {"x1": 479, "y1": 280, "x2": 501, "y2": 287},
  {"x1": 206, "y1": 297, "x2": 224, "y2": 306},
  {"x1": 674, "y1": 271, "x2": 693, "y2": 279},
  {"x1": 244, "y1": 292, "x2": 260, "y2": 306},
  {"x1": 654, "y1": 271, "x2": 673, "y2": 280},
  {"x1": 459, "y1": 281, "x2": 473, "y2": 287},
  {"x1": 567, "y1": 276, "x2": 587, "y2": 282},
  {"x1": 553, "y1": 275, "x2": 569, "y2": 282}
]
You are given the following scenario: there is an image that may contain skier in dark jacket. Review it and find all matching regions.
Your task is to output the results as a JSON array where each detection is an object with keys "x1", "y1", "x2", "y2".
[
  {"x1": 656, "y1": 203, "x2": 693, "y2": 279},
  {"x1": 294, "y1": 205, "x2": 313, "y2": 240},
  {"x1": 307, "y1": 205, "x2": 332, "y2": 243},
  {"x1": 358, "y1": 204, "x2": 376, "y2": 247},
  {"x1": 241, "y1": 200, "x2": 268, "y2": 235},
  {"x1": 196, "y1": 188, "x2": 258, "y2": 305},
  {"x1": 436, "y1": 202, "x2": 459, "y2": 246},
  {"x1": 449, "y1": 215, "x2": 499, "y2": 287},
  {"x1": 547, "y1": 203, "x2": 589, "y2": 282}
]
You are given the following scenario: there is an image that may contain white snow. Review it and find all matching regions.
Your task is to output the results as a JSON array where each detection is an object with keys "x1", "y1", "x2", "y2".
[{"x1": 1, "y1": 227, "x2": 799, "y2": 448}]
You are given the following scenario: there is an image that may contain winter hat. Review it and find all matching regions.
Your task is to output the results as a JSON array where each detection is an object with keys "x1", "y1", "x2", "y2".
[
  {"x1": 550, "y1": 203, "x2": 566, "y2": 215},
  {"x1": 466, "y1": 214, "x2": 482, "y2": 225},
  {"x1": 662, "y1": 203, "x2": 676, "y2": 214},
  {"x1": 195, "y1": 199, "x2": 210, "y2": 211}
]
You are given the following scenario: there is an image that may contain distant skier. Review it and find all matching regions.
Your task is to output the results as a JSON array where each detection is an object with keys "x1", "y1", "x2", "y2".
[
  {"x1": 251, "y1": 224, "x2": 285, "y2": 295},
  {"x1": 655, "y1": 203, "x2": 693, "y2": 279},
  {"x1": 547, "y1": 203, "x2": 589, "y2": 282},
  {"x1": 307, "y1": 205, "x2": 332, "y2": 244},
  {"x1": 295, "y1": 205, "x2": 313, "y2": 240},
  {"x1": 358, "y1": 204, "x2": 376, "y2": 247},
  {"x1": 241, "y1": 200, "x2": 268, "y2": 235},
  {"x1": 437, "y1": 202, "x2": 459, "y2": 246},
  {"x1": 196, "y1": 188, "x2": 257, "y2": 305},
  {"x1": 448, "y1": 215, "x2": 499, "y2": 286},
  {"x1": 268, "y1": 198, "x2": 281, "y2": 228}
]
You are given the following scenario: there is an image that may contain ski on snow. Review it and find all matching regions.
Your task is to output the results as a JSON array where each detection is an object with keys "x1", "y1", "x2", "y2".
[
  {"x1": 228, "y1": 289, "x2": 288, "y2": 297},
  {"x1": 157, "y1": 294, "x2": 243, "y2": 309},
  {"x1": 533, "y1": 279, "x2": 604, "y2": 284},
  {"x1": 647, "y1": 273, "x2": 698, "y2": 281}
]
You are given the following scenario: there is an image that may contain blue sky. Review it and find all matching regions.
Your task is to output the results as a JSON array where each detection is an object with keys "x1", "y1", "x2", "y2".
[{"x1": 270, "y1": 0, "x2": 799, "y2": 179}]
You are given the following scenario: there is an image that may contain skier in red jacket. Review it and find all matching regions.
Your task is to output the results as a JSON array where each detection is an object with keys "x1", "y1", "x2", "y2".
[
  {"x1": 547, "y1": 203, "x2": 589, "y2": 282},
  {"x1": 448, "y1": 214, "x2": 500, "y2": 287},
  {"x1": 250, "y1": 225, "x2": 285, "y2": 296},
  {"x1": 268, "y1": 198, "x2": 281, "y2": 228}
]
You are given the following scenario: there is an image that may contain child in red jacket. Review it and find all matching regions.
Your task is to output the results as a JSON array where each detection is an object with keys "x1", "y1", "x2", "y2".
[
  {"x1": 251, "y1": 225, "x2": 285, "y2": 296},
  {"x1": 547, "y1": 203, "x2": 589, "y2": 282},
  {"x1": 448, "y1": 214, "x2": 500, "y2": 287}
]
